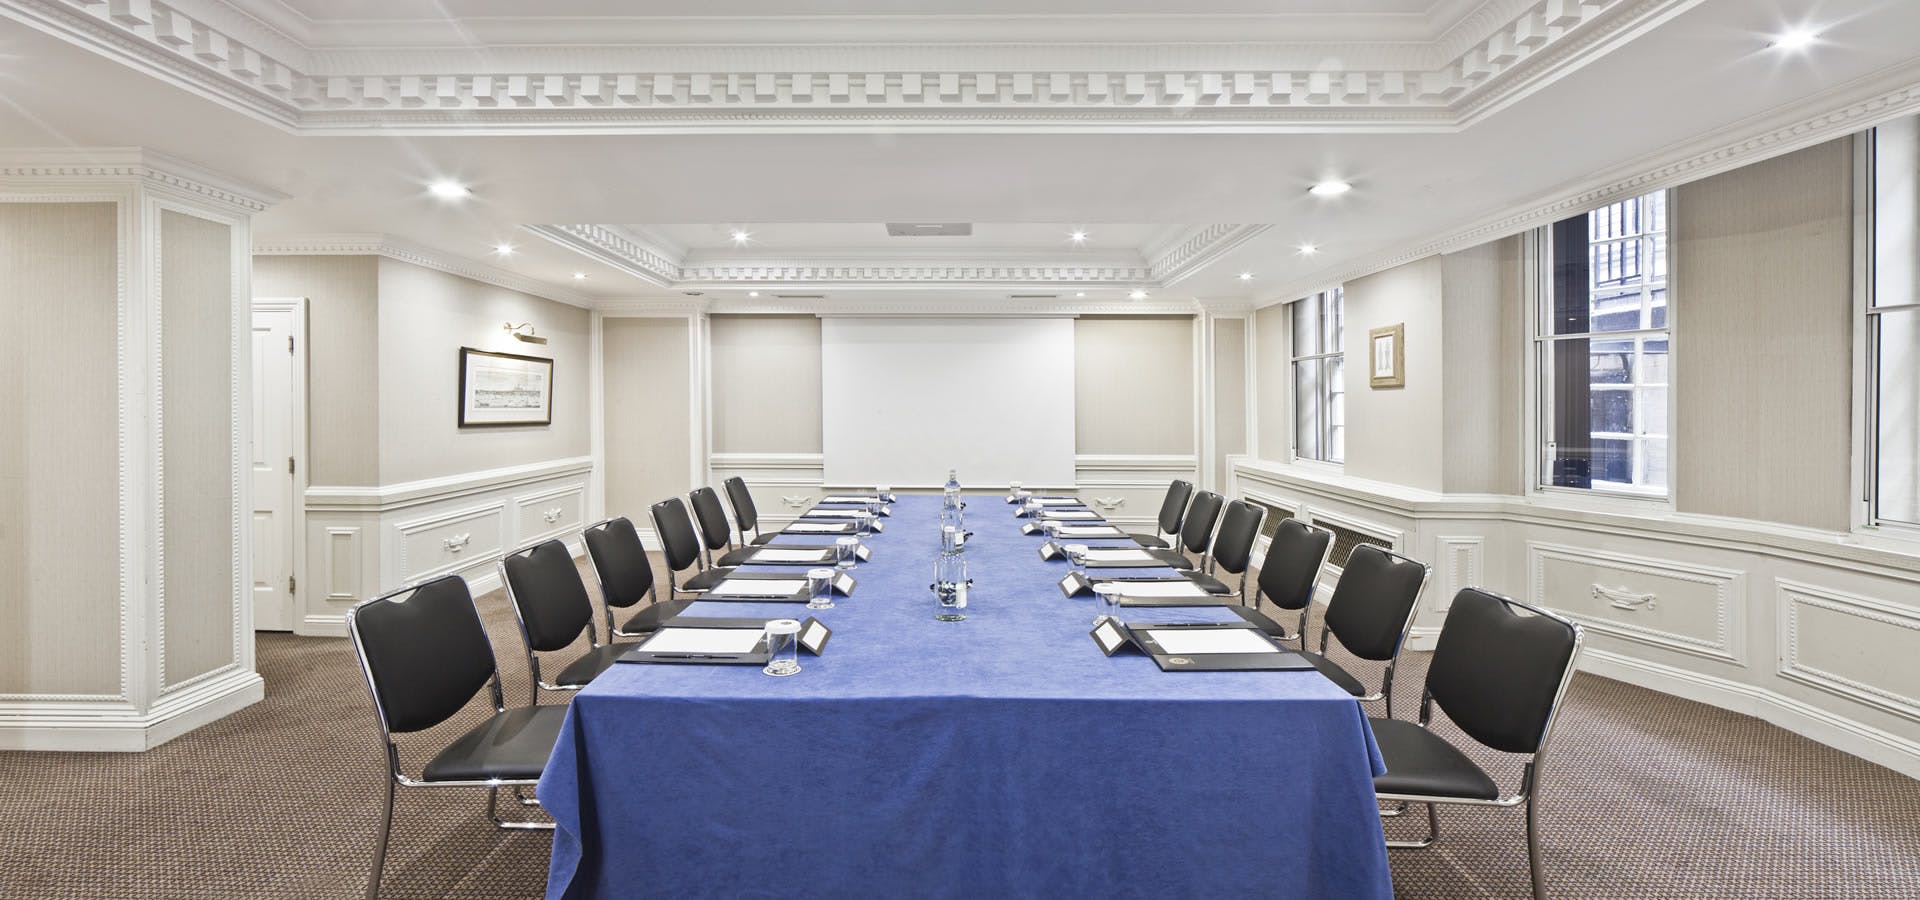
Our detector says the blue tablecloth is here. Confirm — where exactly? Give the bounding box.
[539,494,1390,899]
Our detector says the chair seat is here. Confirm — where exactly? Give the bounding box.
[1147,548,1197,570]
[750,533,779,545]
[421,705,569,783]
[716,547,756,566]
[1128,532,1170,549]
[1184,572,1235,595]
[681,567,734,592]
[617,598,692,635]
[1297,650,1370,697]
[554,644,627,687]
[1370,717,1501,801]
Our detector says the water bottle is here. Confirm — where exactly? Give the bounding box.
[942,468,963,529]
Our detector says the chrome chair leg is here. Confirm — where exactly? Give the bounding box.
[1379,799,1409,817]
[1526,795,1547,900]
[487,785,557,831]
[513,784,541,808]
[1383,802,1439,849]
[367,777,394,900]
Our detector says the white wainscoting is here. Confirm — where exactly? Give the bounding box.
[300,456,593,636]
[1229,456,1920,780]
[1072,454,1199,531]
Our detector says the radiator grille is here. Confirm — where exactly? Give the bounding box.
[1245,500,1295,541]
[1323,522,1392,568]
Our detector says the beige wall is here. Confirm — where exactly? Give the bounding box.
[252,255,379,486]
[1672,140,1855,530]
[375,259,591,485]
[1254,302,1292,461]
[1342,256,1448,491]
[1440,236,1525,494]
[0,203,122,696]
[603,316,693,518]
[710,315,822,454]
[1213,317,1248,484]
[1075,316,1195,456]
[160,210,237,687]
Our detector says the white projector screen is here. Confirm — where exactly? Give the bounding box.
[821,317,1077,487]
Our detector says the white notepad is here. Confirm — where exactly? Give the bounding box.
[786,522,848,532]
[752,548,832,562]
[820,495,881,504]
[1032,497,1082,506]
[1042,510,1101,520]
[1085,548,1156,562]
[640,627,766,655]
[1058,526,1125,537]
[711,579,805,597]
[1114,581,1210,598]
[1143,628,1279,655]
[803,510,860,518]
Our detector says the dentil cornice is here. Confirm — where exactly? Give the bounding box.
[252,232,596,307]
[0,146,282,211]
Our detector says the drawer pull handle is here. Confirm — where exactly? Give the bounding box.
[782,494,812,509]
[1594,584,1656,611]
[1093,496,1125,511]
[443,533,471,553]
[543,507,563,524]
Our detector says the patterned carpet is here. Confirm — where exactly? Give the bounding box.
[2,557,1916,898]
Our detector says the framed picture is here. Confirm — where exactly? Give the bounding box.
[1368,324,1405,389]
[458,347,554,427]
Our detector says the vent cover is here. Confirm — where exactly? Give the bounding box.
[1009,294,1059,300]
[886,223,972,237]
[773,293,827,300]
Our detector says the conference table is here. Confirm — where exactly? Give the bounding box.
[538,493,1391,899]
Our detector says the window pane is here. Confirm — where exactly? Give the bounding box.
[1639,386,1669,437]
[1590,340,1633,384]
[1643,339,1670,384]
[1544,339,1594,488]
[1877,308,1920,524]
[1643,438,1669,491]
[1325,288,1344,353]
[1875,116,1918,310]
[1294,359,1323,461]
[1591,439,1633,485]
[1590,389,1632,434]
[1326,356,1346,464]
[1293,297,1321,357]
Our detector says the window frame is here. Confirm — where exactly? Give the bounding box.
[1290,286,1346,468]
[1859,122,1920,539]
[1525,191,1678,507]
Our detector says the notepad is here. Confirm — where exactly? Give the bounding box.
[820,495,881,504]
[1114,581,1210,598]
[803,510,860,518]
[1085,549,1157,563]
[752,548,833,562]
[640,627,766,655]
[711,579,805,597]
[1058,525,1126,537]
[786,522,850,532]
[1042,510,1101,520]
[1032,497,1082,505]
[1142,628,1279,655]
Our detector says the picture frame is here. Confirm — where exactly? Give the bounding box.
[1368,324,1406,389]
[458,347,554,427]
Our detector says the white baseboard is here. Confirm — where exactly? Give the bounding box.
[0,668,264,752]
[1580,647,1920,781]
[296,614,347,638]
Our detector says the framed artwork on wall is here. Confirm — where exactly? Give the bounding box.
[458,347,554,427]
[1368,324,1405,389]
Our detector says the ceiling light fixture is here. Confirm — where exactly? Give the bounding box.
[1069,229,1089,243]
[1238,272,1254,281]
[427,179,470,200]
[730,229,752,244]
[1309,180,1352,197]
[1769,27,1820,50]
[493,243,515,256]
[572,272,587,280]
[1074,292,1086,298]
[1128,289,1148,300]
[748,291,760,298]
[1298,243,1320,255]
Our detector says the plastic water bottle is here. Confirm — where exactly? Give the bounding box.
[942,468,962,527]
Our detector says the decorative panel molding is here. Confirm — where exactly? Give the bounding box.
[1434,535,1485,613]
[394,501,506,587]
[1529,542,1744,663]
[322,527,361,603]
[1778,580,1920,722]
[253,233,593,307]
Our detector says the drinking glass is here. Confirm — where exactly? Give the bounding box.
[1042,520,1061,542]
[835,536,859,570]
[763,619,802,677]
[1091,583,1124,625]
[855,510,873,537]
[1024,500,1044,520]
[1064,543,1089,578]
[806,567,835,610]
[876,484,892,502]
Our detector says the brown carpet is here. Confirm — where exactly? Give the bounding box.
[2,557,1917,899]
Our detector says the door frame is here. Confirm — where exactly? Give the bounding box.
[252,297,309,632]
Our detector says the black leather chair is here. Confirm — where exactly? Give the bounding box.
[1246,518,1334,641]
[1127,480,1193,549]
[651,496,733,600]
[347,575,563,900]
[1372,588,1583,900]
[1146,490,1222,571]
[583,516,679,639]
[1184,499,1264,602]
[723,476,779,546]
[499,538,628,698]
[1300,544,1429,718]
[690,486,756,566]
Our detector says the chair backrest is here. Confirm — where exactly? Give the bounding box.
[1255,519,1333,611]
[650,497,702,573]
[1426,588,1582,755]
[1177,490,1224,556]
[1156,480,1194,536]
[688,487,733,552]
[1210,499,1264,575]
[723,476,759,535]
[1322,544,1430,661]
[502,539,595,652]
[348,575,497,735]
[583,517,655,610]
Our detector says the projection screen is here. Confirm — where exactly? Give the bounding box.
[820,317,1077,487]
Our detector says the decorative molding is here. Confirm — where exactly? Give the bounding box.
[1433,535,1484,613]
[0,0,1687,133]
[253,232,595,308]
[1778,580,1920,722]
[1149,224,1271,286]
[1527,541,1743,663]
[0,668,263,752]
[0,147,281,212]
[1073,453,1201,473]
[304,455,594,513]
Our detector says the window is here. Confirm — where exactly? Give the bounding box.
[1536,191,1671,496]
[1869,117,1920,527]
[1292,287,1345,464]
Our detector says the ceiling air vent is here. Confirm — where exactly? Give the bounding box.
[886,223,973,237]
[1010,294,1059,300]
[773,293,827,300]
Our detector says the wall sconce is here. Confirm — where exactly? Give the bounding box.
[504,322,547,345]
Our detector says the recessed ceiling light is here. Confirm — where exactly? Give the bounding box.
[748,291,760,297]
[1074,292,1086,298]
[1298,243,1320,255]
[730,229,752,244]
[427,179,470,200]
[1069,230,1089,243]
[493,243,515,256]
[1769,27,1819,50]
[1128,289,1148,300]
[1309,180,1352,197]
[1238,272,1254,281]
[572,272,587,280]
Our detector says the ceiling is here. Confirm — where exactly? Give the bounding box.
[2,0,1918,309]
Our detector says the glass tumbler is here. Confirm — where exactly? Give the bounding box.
[1064,543,1089,578]
[806,567,835,610]
[835,536,859,570]
[1091,583,1124,625]
[763,619,801,677]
